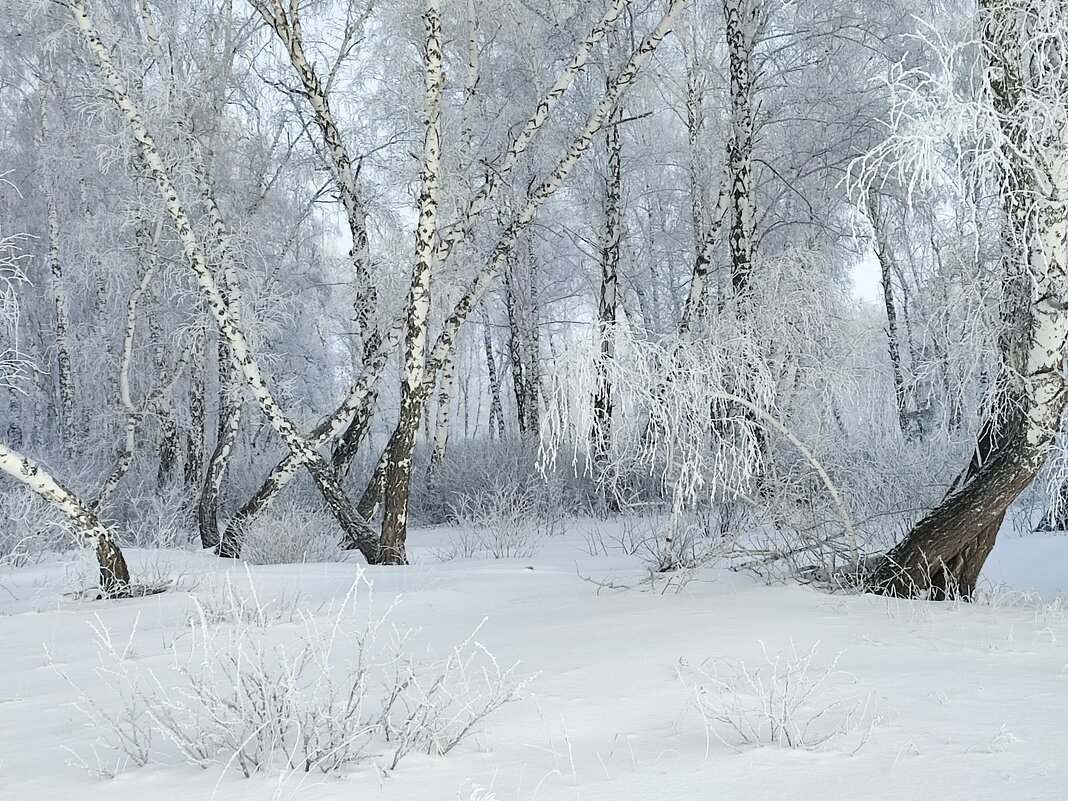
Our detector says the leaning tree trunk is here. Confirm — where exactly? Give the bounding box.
[0,444,129,597]
[69,0,378,563]
[870,0,1068,598]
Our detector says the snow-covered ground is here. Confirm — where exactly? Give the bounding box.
[1,523,1066,801]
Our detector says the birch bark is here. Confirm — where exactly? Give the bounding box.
[591,102,624,462]
[0,445,129,596]
[724,0,756,300]
[379,0,445,564]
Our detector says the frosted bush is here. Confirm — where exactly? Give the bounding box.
[414,437,584,526]
[682,641,877,754]
[119,487,197,550]
[0,491,70,568]
[67,571,533,777]
[240,504,343,564]
[583,513,734,573]
[442,483,565,560]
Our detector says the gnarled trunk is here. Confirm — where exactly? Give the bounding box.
[871,0,1068,598]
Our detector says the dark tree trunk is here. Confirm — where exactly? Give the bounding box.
[870,412,1033,599]
[591,101,623,463]
[184,358,205,490]
[870,0,1068,600]
[198,343,241,549]
[95,534,132,599]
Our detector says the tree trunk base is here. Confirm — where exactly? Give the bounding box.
[97,537,131,598]
[870,513,1003,600]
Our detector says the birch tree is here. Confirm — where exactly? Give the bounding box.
[864,0,1068,597]
[724,0,757,301]
[367,0,692,562]
[591,102,624,462]
[378,0,446,564]
[39,90,78,454]
[64,0,381,561]
[0,219,129,595]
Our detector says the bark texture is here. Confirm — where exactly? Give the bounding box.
[591,103,623,461]
[379,0,445,565]
[0,444,130,597]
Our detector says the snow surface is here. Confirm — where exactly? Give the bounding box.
[1,523,1066,801]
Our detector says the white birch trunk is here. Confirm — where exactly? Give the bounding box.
[196,171,245,547]
[40,92,76,452]
[429,346,456,475]
[683,15,705,254]
[428,0,480,478]
[94,219,160,510]
[379,0,445,564]
[483,305,507,440]
[0,444,129,596]
[184,351,205,491]
[679,178,730,337]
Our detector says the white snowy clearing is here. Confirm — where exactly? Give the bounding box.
[1,523,1065,801]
